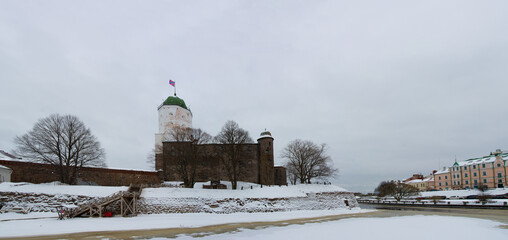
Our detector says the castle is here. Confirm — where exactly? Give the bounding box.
[154,93,287,186]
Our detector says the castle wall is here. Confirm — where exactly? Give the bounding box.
[160,142,264,184]
[0,160,160,186]
[274,166,287,185]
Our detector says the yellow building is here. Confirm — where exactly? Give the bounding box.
[405,176,434,191]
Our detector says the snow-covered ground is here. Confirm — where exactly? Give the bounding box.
[0,209,369,238]
[0,181,346,199]
[172,215,508,240]
[0,182,127,197]
[144,181,348,199]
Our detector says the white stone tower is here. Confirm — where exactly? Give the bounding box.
[155,94,193,154]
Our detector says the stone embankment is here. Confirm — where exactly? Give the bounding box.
[0,192,97,212]
[138,192,357,214]
[1,191,357,214]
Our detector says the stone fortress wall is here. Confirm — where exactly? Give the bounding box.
[0,160,160,186]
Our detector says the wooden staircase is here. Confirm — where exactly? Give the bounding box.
[66,185,142,218]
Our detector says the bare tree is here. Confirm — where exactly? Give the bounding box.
[392,183,419,201]
[146,145,162,169]
[375,181,396,197]
[284,162,298,185]
[281,139,337,184]
[14,114,105,184]
[375,181,419,201]
[214,120,253,189]
[169,127,211,188]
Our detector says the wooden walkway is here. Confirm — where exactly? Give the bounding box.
[66,185,142,218]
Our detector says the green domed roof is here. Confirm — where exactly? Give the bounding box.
[162,95,188,110]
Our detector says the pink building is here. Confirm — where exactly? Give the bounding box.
[433,149,508,190]
[434,167,451,190]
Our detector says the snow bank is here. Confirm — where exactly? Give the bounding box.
[0,182,127,197]
[143,182,348,199]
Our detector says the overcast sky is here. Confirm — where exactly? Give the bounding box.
[1,1,508,192]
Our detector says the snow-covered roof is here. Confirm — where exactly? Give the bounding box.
[422,176,433,182]
[406,176,433,184]
[453,151,507,167]
[0,164,11,170]
[434,167,449,175]
[405,179,421,183]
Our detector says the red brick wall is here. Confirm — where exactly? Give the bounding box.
[0,160,160,186]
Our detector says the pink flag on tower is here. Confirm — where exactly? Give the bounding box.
[169,80,175,87]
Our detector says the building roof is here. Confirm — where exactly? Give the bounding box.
[160,95,189,110]
[435,167,450,175]
[0,164,11,170]
[258,130,274,140]
[452,150,507,168]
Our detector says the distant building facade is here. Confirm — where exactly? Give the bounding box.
[401,149,508,191]
[404,175,434,191]
[433,149,508,190]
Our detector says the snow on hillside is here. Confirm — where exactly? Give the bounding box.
[0,182,127,197]
[0,181,348,199]
[143,181,348,199]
